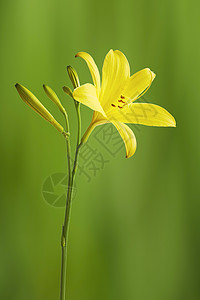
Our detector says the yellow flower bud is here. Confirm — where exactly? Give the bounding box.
[43,84,65,114]
[67,66,80,89]
[15,83,64,133]
[62,86,73,98]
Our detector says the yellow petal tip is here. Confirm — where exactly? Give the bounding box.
[147,68,156,80]
[166,112,176,127]
[75,52,82,58]
[171,117,176,127]
[151,71,156,80]
[126,148,136,158]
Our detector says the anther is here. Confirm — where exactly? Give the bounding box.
[118,105,123,109]
[118,99,125,103]
[121,95,125,99]
[111,104,116,107]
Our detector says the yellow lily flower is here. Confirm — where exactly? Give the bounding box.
[73,50,176,158]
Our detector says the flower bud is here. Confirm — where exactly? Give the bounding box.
[62,86,73,98]
[15,83,64,133]
[43,84,65,114]
[67,66,80,89]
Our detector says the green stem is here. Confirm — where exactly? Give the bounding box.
[60,104,82,300]
[60,111,71,300]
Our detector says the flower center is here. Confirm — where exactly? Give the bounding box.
[111,95,127,109]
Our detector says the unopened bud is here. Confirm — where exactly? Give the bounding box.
[43,84,65,114]
[62,86,73,98]
[15,83,64,133]
[67,66,80,89]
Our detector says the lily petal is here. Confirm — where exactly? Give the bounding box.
[81,112,109,143]
[75,52,101,95]
[112,121,137,158]
[100,50,130,111]
[73,83,106,116]
[122,68,155,103]
[108,103,176,127]
[91,111,108,123]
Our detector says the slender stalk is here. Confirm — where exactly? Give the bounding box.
[60,103,82,300]
[60,111,71,300]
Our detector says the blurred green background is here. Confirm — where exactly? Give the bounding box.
[0,0,200,299]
